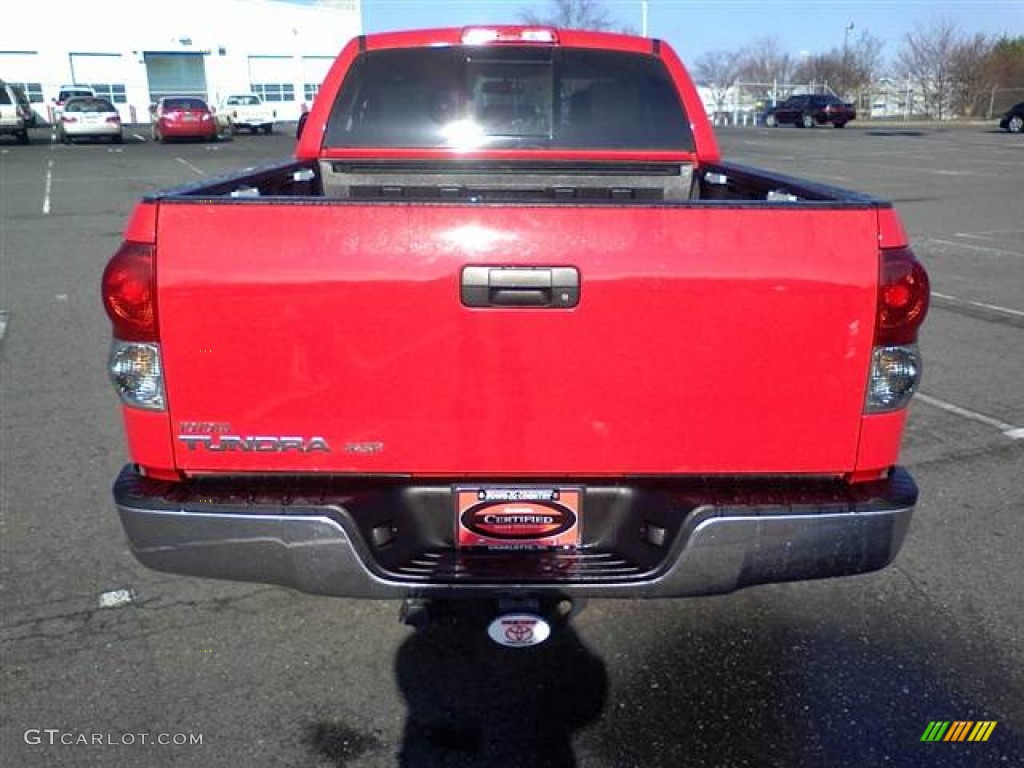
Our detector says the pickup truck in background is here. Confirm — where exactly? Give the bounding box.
[764,93,857,128]
[104,26,928,646]
[218,93,276,134]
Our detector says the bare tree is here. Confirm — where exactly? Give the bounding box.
[694,50,742,116]
[520,0,616,31]
[897,19,962,119]
[793,52,845,92]
[793,31,885,103]
[737,37,794,87]
[847,31,886,97]
[952,33,998,117]
[980,36,1024,115]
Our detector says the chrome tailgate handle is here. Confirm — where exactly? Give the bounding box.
[461,266,579,308]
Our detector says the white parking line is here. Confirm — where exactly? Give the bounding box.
[0,310,9,343]
[926,238,1024,259]
[176,157,206,176]
[916,394,1024,439]
[98,589,136,609]
[931,291,1024,319]
[42,159,53,215]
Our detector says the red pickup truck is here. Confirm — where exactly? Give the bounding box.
[103,27,928,645]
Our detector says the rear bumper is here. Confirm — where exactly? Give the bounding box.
[159,122,217,138]
[114,465,916,599]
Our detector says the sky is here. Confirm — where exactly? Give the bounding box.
[349,1,1024,68]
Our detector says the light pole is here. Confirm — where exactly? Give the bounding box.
[641,1,649,37]
[842,22,855,98]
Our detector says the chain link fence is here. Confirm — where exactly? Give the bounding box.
[702,82,1024,125]
[703,82,839,126]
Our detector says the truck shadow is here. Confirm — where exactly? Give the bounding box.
[391,600,607,767]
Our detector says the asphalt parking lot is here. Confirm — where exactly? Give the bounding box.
[1,121,1022,767]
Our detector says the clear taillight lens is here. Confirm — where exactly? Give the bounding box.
[109,341,165,410]
[866,344,922,413]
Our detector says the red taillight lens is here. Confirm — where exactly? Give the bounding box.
[106,115,121,124]
[102,242,158,341]
[877,247,929,345]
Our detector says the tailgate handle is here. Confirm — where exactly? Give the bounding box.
[461,266,579,308]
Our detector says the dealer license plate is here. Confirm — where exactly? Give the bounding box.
[456,487,582,550]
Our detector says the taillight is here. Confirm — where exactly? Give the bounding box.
[866,247,930,413]
[61,115,77,124]
[103,242,165,410]
[109,342,165,410]
[462,26,559,45]
[107,115,121,125]
[877,247,929,345]
[102,242,158,341]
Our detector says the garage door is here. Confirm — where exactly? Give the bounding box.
[145,53,208,102]
[301,56,333,103]
[70,53,127,104]
[248,56,294,103]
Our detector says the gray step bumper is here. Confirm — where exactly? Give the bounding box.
[114,466,916,599]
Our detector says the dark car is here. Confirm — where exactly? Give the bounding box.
[765,94,856,128]
[150,96,219,143]
[999,102,1024,134]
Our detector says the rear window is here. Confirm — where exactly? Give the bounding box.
[65,98,116,113]
[60,89,94,101]
[164,98,208,111]
[324,46,693,151]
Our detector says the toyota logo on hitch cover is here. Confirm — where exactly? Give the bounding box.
[487,614,552,648]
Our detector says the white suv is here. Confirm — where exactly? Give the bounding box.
[0,80,33,144]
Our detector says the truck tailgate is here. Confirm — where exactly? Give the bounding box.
[156,202,879,476]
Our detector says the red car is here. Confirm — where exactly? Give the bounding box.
[150,96,218,142]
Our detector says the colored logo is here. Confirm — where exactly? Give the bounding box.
[921,721,997,742]
[487,614,552,648]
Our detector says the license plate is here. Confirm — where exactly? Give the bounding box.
[456,487,581,550]
[183,114,197,122]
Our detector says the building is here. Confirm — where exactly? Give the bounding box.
[0,0,361,125]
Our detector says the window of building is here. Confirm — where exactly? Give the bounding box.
[89,83,127,103]
[251,83,295,103]
[11,82,44,102]
[304,83,320,103]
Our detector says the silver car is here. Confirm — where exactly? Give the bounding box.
[58,96,123,144]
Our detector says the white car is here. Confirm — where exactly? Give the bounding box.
[54,84,96,117]
[58,96,123,143]
[219,93,276,134]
